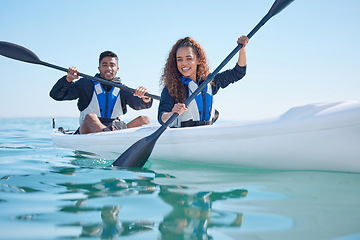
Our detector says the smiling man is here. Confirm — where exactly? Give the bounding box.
[50,51,153,134]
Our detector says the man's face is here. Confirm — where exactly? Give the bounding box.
[98,56,119,80]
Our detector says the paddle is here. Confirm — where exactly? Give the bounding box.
[0,41,160,100]
[111,0,294,168]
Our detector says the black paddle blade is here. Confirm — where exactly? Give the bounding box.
[0,41,42,64]
[268,0,295,17]
[111,135,158,168]
[111,123,167,168]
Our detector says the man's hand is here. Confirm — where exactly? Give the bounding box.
[66,66,80,82]
[134,86,151,103]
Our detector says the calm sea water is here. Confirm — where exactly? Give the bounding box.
[0,118,360,240]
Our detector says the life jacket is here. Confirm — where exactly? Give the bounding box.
[170,77,215,128]
[79,81,123,125]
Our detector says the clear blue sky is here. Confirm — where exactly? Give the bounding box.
[1,0,359,122]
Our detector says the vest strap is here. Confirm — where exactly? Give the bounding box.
[180,120,213,128]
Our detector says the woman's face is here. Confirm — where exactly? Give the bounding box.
[176,46,200,81]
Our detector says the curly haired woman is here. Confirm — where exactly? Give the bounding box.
[158,35,249,128]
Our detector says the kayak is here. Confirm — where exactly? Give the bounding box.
[52,100,360,172]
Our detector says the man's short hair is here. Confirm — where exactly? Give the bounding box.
[99,51,118,65]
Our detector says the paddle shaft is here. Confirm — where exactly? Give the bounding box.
[38,60,160,100]
[42,61,160,100]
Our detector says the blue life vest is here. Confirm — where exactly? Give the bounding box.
[181,77,213,121]
[169,77,215,128]
[79,81,123,124]
[93,81,120,118]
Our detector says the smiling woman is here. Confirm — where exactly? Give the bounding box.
[158,36,248,127]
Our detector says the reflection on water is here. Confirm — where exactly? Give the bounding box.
[159,189,247,240]
[63,205,154,239]
[53,168,247,239]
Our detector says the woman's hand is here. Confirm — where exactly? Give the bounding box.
[237,35,249,49]
[161,103,188,123]
[172,103,188,115]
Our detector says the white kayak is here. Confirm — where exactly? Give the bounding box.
[52,101,360,172]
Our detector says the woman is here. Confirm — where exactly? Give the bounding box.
[158,36,249,128]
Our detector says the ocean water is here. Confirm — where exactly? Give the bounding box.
[0,118,360,240]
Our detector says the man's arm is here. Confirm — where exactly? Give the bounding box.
[49,66,81,101]
[120,89,153,113]
[49,76,77,101]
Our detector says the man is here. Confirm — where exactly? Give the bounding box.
[50,51,153,134]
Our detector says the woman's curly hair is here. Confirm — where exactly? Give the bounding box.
[160,37,211,103]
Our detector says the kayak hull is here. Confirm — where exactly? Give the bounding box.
[52,101,360,172]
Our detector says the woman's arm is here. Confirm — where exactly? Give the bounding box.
[237,35,249,67]
[160,103,187,123]
[158,87,187,124]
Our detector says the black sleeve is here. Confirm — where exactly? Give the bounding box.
[120,90,153,115]
[212,64,247,95]
[49,76,80,101]
[49,77,94,111]
[157,86,175,124]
